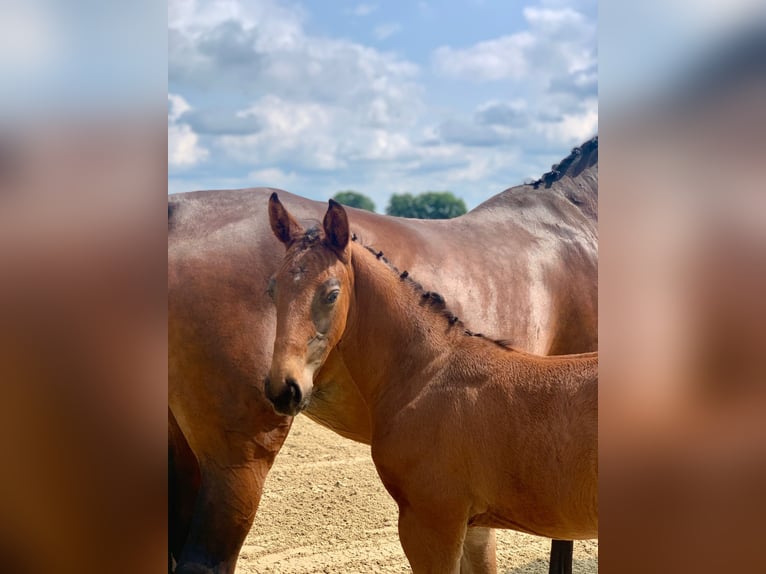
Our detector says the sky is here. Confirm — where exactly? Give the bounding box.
[168,0,598,210]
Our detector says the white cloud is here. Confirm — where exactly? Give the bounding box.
[170,1,423,174]
[247,167,298,187]
[352,3,378,16]
[168,0,597,209]
[169,123,210,167]
[475,99,529,126]
[168,94,208,167]
[170,5,419,106]
[433,34,534,81]
[432,93,597,153]
[524,6,583,29]
[220,97,345,170]
[432,6,594,82]
[373,22,402,40]
[219,95,420,171]
[169,0,304,43]
[535,99,598,144]
[168,93,191,122]
[427,3,597,157]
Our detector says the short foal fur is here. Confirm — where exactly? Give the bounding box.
[266,196,598,574]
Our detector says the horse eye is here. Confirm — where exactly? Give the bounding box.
[266,278,276,300]
[325,290,340,304]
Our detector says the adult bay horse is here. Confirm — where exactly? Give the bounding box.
[168,137,598,574]
[265,196,598,573]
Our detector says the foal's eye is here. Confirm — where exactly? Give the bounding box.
[325,290,340,304]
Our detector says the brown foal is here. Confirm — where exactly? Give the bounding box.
[265,196,598,573]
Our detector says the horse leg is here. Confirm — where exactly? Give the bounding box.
[172,412,290,574]
[169,412,201,572]
[397,507,467,574]
[548,539,574,574]
[168,435,181,572]
[174,456,272,574]
[460,527,497,574]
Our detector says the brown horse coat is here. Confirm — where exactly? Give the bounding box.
[168,139,598,573]
[265,197,598,573]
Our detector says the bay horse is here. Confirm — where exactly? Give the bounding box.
[168,138,598,573]
[265,196,598,573]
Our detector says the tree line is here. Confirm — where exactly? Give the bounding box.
[332,190,466,219]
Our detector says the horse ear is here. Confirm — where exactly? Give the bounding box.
[323,199,350,256]
[269,193,303,246]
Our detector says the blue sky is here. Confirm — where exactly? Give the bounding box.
[169,0,598,210]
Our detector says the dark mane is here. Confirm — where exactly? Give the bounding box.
[531,135,598,190]
[299,225,322,248]
[353,237,514,351]
[285,223,323,252]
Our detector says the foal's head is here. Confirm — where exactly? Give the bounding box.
[264,194,353,416]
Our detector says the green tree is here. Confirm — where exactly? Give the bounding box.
[385,191,467,219]
[385,193,418,218]
[415,191,467,219]
[332,190,376,212]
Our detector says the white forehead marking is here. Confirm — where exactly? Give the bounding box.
[290,265,305,283]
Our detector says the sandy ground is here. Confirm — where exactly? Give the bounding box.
[237,416,598,574]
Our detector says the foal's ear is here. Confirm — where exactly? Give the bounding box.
[269,193,303,247]
[323,199,350,256]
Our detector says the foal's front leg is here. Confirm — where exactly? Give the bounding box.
[397,507,467,574]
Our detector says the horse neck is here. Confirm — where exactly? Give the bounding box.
[339,244,454,406]
[337,245,598,430]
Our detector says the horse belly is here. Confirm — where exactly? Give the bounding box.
[468,506,597,540]
[465,466,598,541]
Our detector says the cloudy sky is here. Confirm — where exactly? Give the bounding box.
[168,0,597,210]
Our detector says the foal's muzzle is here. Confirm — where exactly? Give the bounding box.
[264,376,304,416]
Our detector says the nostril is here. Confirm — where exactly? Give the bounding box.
[286,377,302,405]
[265,375,304,415]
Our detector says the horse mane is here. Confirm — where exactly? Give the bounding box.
[531,135,598,190]
[298,224,322,248]
[351,234,515,351]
